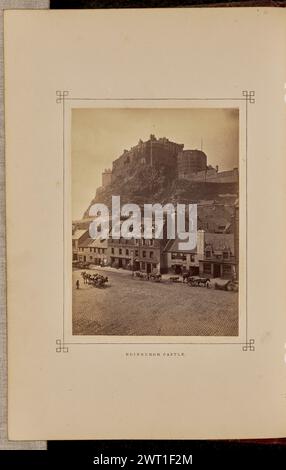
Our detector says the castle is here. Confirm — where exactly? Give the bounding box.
[98,134,238,191]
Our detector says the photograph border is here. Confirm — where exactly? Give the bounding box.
[55,90,255,353]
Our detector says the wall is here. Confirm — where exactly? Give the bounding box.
[181,167,238,184]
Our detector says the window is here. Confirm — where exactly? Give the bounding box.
[223,251,229,259]
[111,248,114,254]
[150,239,154,246]
[135,250,139,257]
[171,252,186,261]
[126,249,129,256]
[143,251,146,258]
[119,248,122,255]
[90,256,93,260]
[150,251,153,259]
[141,262,145,270]
[206,250,211,258]
[203,263,212,274]
[190,254,195,262]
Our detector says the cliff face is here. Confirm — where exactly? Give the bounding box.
[84,164,173,216]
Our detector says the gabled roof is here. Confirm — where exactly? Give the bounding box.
[204,233,234,253]
[72,229,88,240]
[78,237,108,248]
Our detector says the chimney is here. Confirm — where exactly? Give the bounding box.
[216,165,219,173]
[197,230,205,260]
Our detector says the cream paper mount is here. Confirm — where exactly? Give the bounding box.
[54,89,253,351]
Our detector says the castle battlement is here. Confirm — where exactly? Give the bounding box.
[99,135,238,190]
[112,134,184,175]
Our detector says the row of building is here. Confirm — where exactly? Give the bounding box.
[72,226,237,280]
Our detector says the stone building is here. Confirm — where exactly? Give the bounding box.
[233,199,239,280]
[108,237,167,274]
[163,230,205,274]
[177,149,207,178]
[198,232,236,279]
[189,166,238,184]
[72,229,89,261]
[75,232,108,265]
[111,134,184,182]
[108,237,137,269]
[102,168,112,187]
[136,238,167,274]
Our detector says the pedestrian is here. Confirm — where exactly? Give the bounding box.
[76,279,80,289]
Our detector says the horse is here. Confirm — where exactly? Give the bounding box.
[93,275,108,288]
[149,273,162,282]
[198,278,210,288]
[188,277,210,288]
[182,272,191,283]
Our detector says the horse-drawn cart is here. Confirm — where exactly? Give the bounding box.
[187,276,211,288]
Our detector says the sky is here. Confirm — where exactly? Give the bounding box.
[71,107,239,220]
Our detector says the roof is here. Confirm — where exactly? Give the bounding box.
[72,229,88,240]
[88,238,108,248]
[164,232,234,254]
[164,236,197,254]
[204,233,234,253]
[78,237,108,248]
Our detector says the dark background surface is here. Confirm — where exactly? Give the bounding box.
[1,439,286,466]
[47,0,286,460]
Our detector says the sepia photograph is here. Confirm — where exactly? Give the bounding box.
[71,108,239,336]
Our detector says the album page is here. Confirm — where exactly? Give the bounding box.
[5,8,286,439]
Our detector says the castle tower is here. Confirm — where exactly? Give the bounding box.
[197,230,205,260]
[177,150,207,180]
